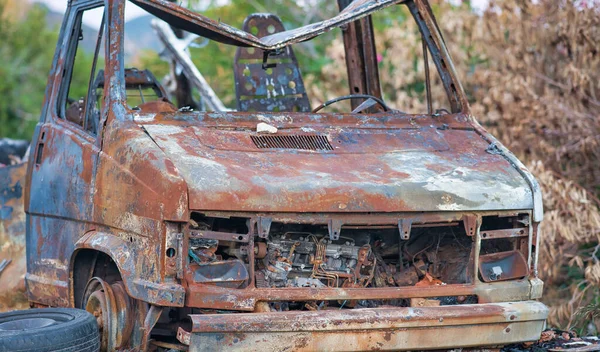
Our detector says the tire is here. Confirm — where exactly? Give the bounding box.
[0,308,100,352]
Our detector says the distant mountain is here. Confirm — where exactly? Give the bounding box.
[124,15,163,55]
[44,7,64,29]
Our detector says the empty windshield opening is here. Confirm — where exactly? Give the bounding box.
[119,0,459,115]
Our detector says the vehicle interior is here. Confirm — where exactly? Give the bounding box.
[61,0,461,133]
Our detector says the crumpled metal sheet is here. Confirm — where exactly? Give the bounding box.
[131,0,404,49]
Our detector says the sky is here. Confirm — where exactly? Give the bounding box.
[35,0,147,27]
[35,0,490,27]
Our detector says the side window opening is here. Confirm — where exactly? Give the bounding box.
[121,8,176,113]
[60,6,105,135]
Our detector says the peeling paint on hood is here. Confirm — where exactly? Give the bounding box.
[140,113,533,213]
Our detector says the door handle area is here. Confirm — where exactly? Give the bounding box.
[34,130,46,166]
[35,143,44,165]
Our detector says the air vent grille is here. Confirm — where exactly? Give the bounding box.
[251,135,333,151]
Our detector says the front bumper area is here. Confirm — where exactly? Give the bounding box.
[178,301,548,351]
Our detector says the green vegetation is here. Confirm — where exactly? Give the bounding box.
[0,1,97,140]
[0,1,57,139]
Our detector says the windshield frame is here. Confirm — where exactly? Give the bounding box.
[103,0,471,122]
[131,0,405,49]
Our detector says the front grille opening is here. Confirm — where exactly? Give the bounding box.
[255,221,473,298]
[187,213,252,289]
[185,215,477,310]
[189,212,249,234]
[481,238,516,254]
[251,134,334,151]
[479,237,529,282]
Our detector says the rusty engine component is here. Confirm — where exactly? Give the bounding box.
[260,233,373,287]
[180,213,490,313]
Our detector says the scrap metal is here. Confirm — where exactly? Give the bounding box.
[152,19,228,112]
[0,0,549,350]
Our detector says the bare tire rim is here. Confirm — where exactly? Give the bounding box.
[82,277,132,351]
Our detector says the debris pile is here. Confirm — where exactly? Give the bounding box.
[0,139,28,166]
[503,330,600,352]
[0,139,29,312]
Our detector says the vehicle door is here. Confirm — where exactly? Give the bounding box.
[25,3,107,307]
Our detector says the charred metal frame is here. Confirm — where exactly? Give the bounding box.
[337,0,382,110]
[19,0,547,350]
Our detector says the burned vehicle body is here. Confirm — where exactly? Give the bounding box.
[22,0,548,350]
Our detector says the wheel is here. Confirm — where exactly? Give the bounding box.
[82,278,133,351]
[0,308,100,352]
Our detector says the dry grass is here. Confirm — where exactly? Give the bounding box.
[446,0,600,332]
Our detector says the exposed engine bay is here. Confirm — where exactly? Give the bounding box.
[257,233,375,289]
[253,225,473,292]
[186,214,480,310]
[184,213,531,311]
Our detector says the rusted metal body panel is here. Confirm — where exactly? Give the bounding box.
[181,301,548,351]
[25,121,100,307]
[140,112,533,213]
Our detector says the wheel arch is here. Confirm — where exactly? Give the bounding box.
[70,231,186,308]
[70,231,133,308]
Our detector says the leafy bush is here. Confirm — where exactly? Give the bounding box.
[0,1,57,139]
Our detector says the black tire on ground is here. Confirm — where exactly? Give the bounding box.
[0,308,100,352]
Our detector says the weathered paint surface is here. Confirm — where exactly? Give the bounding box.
[184,301,548,351]
[142,112,533,213]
